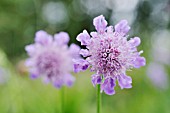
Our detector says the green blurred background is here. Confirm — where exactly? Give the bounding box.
[0,0,170,113]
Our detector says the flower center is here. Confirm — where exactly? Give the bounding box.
[96,39,121,74]
[36,51,61,77]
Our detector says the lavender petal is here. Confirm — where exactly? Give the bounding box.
[76,30,90,45]
[117,74,132,89]
[54,32,70,45]
[91,74,102,86]
[101,77,116,95]
[93,15,108,34]
[133,57,146,68]
[35,30,53,45]
[129,37,141,47]
[114,20,130,36]
[73,59,89,73]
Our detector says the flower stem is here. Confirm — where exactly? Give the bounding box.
[97,84,101,113]
[61,87,65,113]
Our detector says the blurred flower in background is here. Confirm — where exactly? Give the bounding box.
[25,30,80,88]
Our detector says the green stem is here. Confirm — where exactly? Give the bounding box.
[61,87,65,113]
[97,84,101,113]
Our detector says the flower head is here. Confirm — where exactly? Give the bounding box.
[74,15,146,95]
[25,30,80,88]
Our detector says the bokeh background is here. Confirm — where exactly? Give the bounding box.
[0,0,170,113]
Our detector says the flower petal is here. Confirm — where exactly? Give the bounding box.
[129,37,141,47]
[107,26,114,33]
[114,20,130,36]
[25,44,36,56]
[91,74,102,86]
[117,74,132,89]
[93,15,108,34]
[76,30,90,45]
[30,73,39,79]
[69,44,81,58]
[101,77,116,95]
[35,30,53,45]
[54,32,70,45]
[53,79,64,88]
[90,32,98,38]
[73,59,89,73]
[25,59,35,67]
[133,57,146,68]
[64,74,75,87]
[29,68,40,79]
[79,49,89,57]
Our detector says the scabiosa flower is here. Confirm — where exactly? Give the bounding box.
[74,15,146,95]
[25,30,80,88]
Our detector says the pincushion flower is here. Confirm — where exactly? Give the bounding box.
[74,15,146,95]
[25,30,80,88]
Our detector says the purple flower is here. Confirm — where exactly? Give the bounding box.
[73,15,146,95]
[25,30,80,88]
